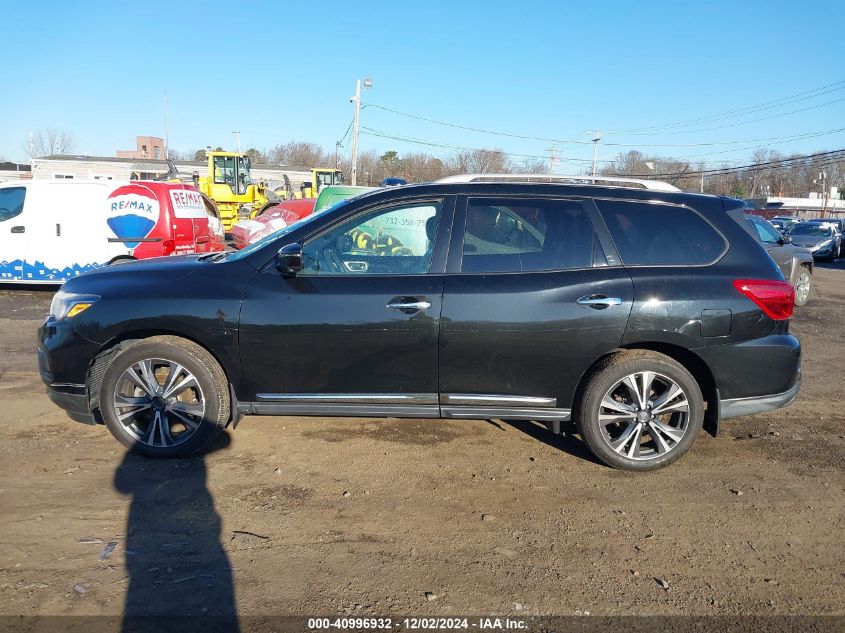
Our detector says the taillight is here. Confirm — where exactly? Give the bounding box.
[733,279,794,320]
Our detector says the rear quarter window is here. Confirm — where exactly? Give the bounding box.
[596,199,726,266]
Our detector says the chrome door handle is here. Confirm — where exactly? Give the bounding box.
[577,295,622,309]
[387,299,431,314]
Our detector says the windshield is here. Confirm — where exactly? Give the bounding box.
[225,198,353,261]
[788,223,832,237]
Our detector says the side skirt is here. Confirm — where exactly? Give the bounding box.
[241,393,571,422]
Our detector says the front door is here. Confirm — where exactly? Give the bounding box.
[439,196,633,420]
[0,186,29,282]
[238,196,453,416]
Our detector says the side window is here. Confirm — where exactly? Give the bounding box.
[596,200,726,266]
[213,156,236,187]
[461,198,598,273]
[751,219,781,244]
[0,187,26,222]
[301,201,441,276]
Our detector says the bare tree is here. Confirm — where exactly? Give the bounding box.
[268,141,329,167]
[25,128,76,158]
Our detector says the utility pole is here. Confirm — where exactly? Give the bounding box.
[590,130,601,177]
[232,131,241,154]
[335,141,341,169]
[163,91,169,160]
[546,144,558,174]
[700,170,705,194]
[349,77,372,186]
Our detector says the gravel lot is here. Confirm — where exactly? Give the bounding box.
[0,263,843,619]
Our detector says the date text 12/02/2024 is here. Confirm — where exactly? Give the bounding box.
[308,617,528,630]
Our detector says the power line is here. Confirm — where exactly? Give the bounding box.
[362,103,591,145]
[615,149,845,179]
[613,97,845,137]
[362,79,845,147]
[360,124,845,164]
[605,80,845,134]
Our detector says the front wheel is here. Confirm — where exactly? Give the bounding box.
[794,268,812,306]
[97,336,230,457]
[575,351,704,471]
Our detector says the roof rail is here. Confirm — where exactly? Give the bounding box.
[435,173,681,192]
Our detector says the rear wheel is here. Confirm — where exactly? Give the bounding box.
[794,267,812,306]
[576,351,704,471]
[97,336,229,457]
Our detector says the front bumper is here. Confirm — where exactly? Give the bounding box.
[45,384,97,424]
[38,317,100,424]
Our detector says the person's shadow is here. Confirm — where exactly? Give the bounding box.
[114,434,239,633]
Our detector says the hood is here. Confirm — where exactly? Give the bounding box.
[61,253,210,294]
[789,236,830,248]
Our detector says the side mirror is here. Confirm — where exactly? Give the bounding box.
[779,235,791,244]
[276,242,303,276]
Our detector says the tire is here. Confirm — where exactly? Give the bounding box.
[96,336,230,458]
[575,351,704,471]
[794,267,812,307]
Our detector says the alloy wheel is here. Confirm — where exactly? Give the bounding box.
[795,271,811,305]
[597,371,690,461]
[112,358,206,448]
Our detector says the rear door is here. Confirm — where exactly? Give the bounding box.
[0,185,30,282]
[439,196,633,419]
[168,186,206,254]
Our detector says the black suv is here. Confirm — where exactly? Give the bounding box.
[39,176,801,471]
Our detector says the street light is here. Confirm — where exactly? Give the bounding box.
[350,76,372,186]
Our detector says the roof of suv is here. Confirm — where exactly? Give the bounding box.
[436,173,681,192]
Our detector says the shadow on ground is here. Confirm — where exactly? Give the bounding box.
[114,433,239,633]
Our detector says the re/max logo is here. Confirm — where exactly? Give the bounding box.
[171,190,202,206]
[110,199,154,213]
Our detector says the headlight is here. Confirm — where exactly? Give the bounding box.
[50,290,100,320]
[811,239,832,252]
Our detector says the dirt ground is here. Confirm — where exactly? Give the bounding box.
[0,263,843,621]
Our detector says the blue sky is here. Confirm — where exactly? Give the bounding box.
[2,0,843,170]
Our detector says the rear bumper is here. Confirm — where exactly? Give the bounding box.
[720,375,801,419]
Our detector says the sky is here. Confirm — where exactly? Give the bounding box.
[1,0,844,171]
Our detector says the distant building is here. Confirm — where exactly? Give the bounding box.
[0,161,32,183]
[30,155,311,190]
[116,136,165,160]
[745,193,845,219]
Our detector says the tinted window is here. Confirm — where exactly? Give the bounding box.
[461,199,599,272]
[596,200,726,266]
[301,201,441,275]
[0,187,26,222]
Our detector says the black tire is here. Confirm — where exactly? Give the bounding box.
[96,336,229,458]
[575,350,704,471]
[793,266,812,307]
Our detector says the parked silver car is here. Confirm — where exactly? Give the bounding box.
[787,221,841,260]
[746,216,814,306]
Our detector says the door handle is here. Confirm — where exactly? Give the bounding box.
[387,298,431,314]
[577,295,622,309]
[11,226,24,234]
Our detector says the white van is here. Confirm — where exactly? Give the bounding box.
[0,180,136,284]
